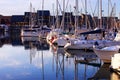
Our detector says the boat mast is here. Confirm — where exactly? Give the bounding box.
[100,0,102,28]
[113,3,116,29]
[107,0,110,30]
[56,0,59,28]
[30,3,32,29]
[85,0,87,29]
[62,0,65,31]
[70,5,72,27]
[52,3,55,28]
[41,0,44,27]
[97,0,99,28]
[75,0,78,36]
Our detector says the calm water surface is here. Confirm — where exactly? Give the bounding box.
[0,35,119,80]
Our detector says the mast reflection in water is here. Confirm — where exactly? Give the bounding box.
[0,32,120,80]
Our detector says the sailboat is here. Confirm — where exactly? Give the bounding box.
[21,3,40,37]
[64,0,105,50]
[93,31,120,63]
[38,0,52,38]
[93,0,120,63]
[46,0,70,47]
[93,45,120,63]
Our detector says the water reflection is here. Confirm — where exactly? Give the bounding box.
[0,32,120,80]
[51,45,120,80]
[0,31,10,47]
[65,50,101,80]
[50,45,101,80]
[50,45,65,80]
[22,37,50,80]
[21,37,49,50]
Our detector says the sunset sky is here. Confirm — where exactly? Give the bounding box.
[0,0,120,18]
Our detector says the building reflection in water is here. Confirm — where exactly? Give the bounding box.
[21,37,50,80]
[21,37,49,50]
[0,31,10,47]
[21,37,49,63]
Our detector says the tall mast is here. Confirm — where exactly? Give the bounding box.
[52,3,55,27]
[62,0,65,30]
[100,0,102,28]
[30,3,32,28]
[41,0,44,26]
[85,0,87,28]
[98,0,99,28]
[56,0,59,28]
[75,0,78,29]
[113,3,116,29]
[70,5,72,26]
[107,0,110,29]
[74,0,78,36]
[108,0,109,17]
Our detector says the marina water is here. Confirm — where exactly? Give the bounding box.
[0,32,119,80]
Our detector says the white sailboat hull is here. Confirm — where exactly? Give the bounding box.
[64,42,93,50]
[52,37,68,47]
[64,39,107,50]
[93,46,119,63]
[21,29,40,37]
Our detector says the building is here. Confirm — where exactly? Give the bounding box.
[37,10,50,27]
[24,12,37,26]
[11,15,24,26]
[0,15,11,25]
